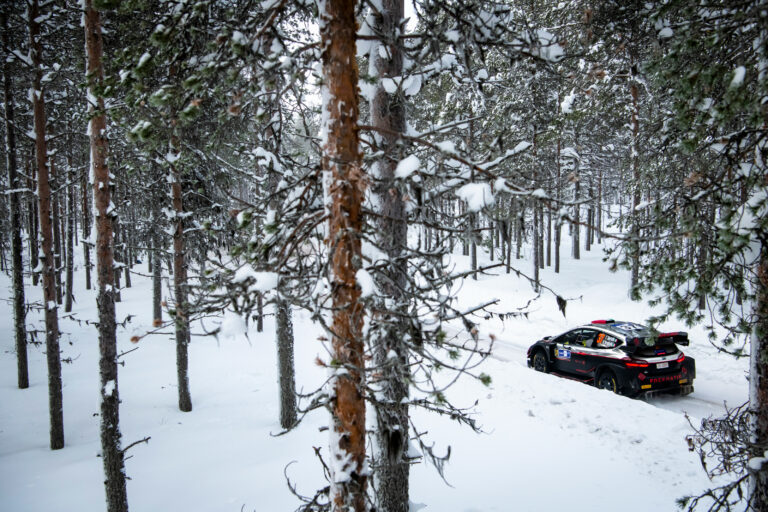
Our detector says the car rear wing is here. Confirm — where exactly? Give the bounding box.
[658,332,689,346]
[623,331,689,352]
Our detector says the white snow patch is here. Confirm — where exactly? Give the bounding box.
[356,269,376,298]
[395,155,420,179]
[456,182,494,212]
[730,66,746,88]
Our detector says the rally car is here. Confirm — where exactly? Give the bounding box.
[526,319,695,397]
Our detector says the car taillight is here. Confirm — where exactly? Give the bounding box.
[677,352,685,363]
[626,360,649,368]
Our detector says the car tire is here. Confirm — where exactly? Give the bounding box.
[532,350,549,373]
[596,370,619,393]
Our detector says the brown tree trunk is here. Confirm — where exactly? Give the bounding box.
[370,0,409,509]
[321,0,367,508]
[51,160,63,305]
[751,246,768,510]
[64,165,74,312]
[29,0,64,450]
[629,81,640,295]
[28,161,40,286]
[84,2,129,509]
[152,206,162,326]
[2,9,29,389]
[171,141,192,413]
[81,167,92,290]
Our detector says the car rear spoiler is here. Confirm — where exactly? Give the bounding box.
[658,331,689,346]
[624,332,689,351]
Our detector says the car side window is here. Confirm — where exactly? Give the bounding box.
[554,330,577,345]
[595,333,619,349]
[575,329,599,347]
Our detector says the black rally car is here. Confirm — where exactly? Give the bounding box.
[526,320,695,397]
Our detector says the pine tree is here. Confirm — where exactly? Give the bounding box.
[28,0,64,450]
[84,0,130,509]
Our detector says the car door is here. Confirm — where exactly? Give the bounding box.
[552,329,579,374]
[567,329,601,378]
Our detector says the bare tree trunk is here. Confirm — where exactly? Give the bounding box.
[85,2,129,508]
[573,179,581,260]
[29,0,64,450]
[152,207,162,326]
[2,9,29,389]
[321,0,367,508]
[370,0,409,509]
[112,205,122,302]
[597,166,603,244]
[28,162,40,287]
[750,246,768,510]
[546,206,552,267]
[51,161,63,305]
[629,81,640,295]
[81,168,92,290]
[171,155,192,413]
[533,200,540,291]
[64,165,74,312]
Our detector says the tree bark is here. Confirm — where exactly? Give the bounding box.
[28,161,40,286]
[629,81,640,295]
[370,0,410,509]
[171,161,192,413]
[29,0,64,450]
[320,0,367,508]
[81,167,92,290]
[2,8,29,389]
[52,160,63,305]
[751,246,768,510]
[85,2,130,509]
[64,165,74,312]
[152,206,162,326]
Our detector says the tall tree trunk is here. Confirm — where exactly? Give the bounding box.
[751,246,768,510]
[52,161,63,305]
[533,200,540,291]
[171,151,192,413]
[320,0,367,508]
[81,167,92,290]
[546,206,552,267]
[572,172,581,261]
[2,9,29,389]
[629,81,640,295]
[275,300,296,428]
[85,2,129,509]
[29,0,64,450]
[261,62,298,429]
[370,0,409,509]
[555,135,562,273]
[28,161,40,286]
[152,206,162,326]
[112,205,122,302]
[64,165,74,312]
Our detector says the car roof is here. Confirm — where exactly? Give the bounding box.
[578,320,653,341]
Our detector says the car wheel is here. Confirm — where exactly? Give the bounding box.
[532,350,549,373]
[596,370,618,393]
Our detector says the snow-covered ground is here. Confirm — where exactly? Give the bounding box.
[0,238,748,511]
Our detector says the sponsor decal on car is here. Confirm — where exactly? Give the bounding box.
[648,374,682,384]
[556,348,571,360]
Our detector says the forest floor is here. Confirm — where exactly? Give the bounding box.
[0,236,749,511]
